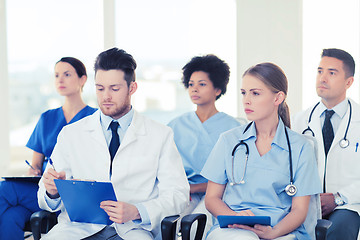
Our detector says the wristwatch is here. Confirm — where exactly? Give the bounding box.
[333,192,345,206]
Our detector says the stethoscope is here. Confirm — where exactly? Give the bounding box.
[229,122,297,197]
[302,99,352,148]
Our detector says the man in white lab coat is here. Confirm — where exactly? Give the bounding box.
[292,48,360,240]
[37,48,190,239]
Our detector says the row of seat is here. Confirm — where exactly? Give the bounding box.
[26,210,332,240]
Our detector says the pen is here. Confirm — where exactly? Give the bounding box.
[356,143,358,152]
[48,158,56,171]
[25,160,36,171]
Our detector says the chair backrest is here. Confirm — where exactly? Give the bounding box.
[304,194,322,240]
[302,134,322,240]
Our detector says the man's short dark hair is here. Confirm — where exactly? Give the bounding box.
[182,54,230,100]
[94,48,137,86]
[321,48,355,78]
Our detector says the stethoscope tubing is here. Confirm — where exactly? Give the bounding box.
[302,100,352,148]
[230,121,295,195]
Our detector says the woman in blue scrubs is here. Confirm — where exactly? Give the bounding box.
[168,54,241,237]
[201,63,322,240]
[0,57,97,240]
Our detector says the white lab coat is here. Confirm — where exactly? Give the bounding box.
[37,110,190,239]
[292,98,360,214]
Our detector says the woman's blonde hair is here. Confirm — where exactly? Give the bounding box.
[242,62,291,128]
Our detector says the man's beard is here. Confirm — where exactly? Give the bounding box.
[100,100,131,119]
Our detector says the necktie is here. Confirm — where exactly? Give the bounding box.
[322,110,335,157]
[109,121,120,176]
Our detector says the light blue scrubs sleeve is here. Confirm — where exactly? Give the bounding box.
[201,134,228,184]
[133,203,151,226]
[293,139,322,196]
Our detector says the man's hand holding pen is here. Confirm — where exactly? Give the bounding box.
[43,168,66,199]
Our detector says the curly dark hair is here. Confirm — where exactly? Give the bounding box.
[182,54,230,100]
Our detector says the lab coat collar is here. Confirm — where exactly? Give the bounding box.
[81,109,146,148]
[348,98,360,121]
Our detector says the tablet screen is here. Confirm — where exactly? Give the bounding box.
[217,215,271,228]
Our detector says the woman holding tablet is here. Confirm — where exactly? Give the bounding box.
[201,63,321,240]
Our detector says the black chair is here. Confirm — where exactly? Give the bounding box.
[316,219,333,240]
[29,210,57,240]
[161,213,207,240]
[30,212,202,240]
[161,213,332,240]
[180,214,207,240]
[23,221,33,239]
[161,215,180,240]
[31,211,329,240]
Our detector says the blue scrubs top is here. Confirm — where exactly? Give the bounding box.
[26,106,97,172]
[201,119,322,240]
[168,112,241,184]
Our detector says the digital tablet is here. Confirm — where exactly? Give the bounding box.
[2,176,41,183]
[217,215,271,228]
[54,179,117,225]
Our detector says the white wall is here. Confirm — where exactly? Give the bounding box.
[103,0,115,50]
[236,0,303,119]
[0,0,10,175]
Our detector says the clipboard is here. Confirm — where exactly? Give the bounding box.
[217,215,271,228]
[54,179,117,225]
[2,176,41,183]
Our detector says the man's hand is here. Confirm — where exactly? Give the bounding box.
[100,201,140,224]
[42,168,66,198]
[320,193,336,217]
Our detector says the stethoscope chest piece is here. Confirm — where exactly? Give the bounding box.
[339,139,350,148]
[285,183,297,196]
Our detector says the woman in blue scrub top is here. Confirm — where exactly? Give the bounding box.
[0,57,97,240]
[201,63,322,240]
[168,54,241,237]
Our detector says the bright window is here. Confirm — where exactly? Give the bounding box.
[7,0,103,148]
[115,0,237,124]
[303,0,360,109]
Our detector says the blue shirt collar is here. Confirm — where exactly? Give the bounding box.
[318,98,348,119]
[272,118,289,151]
[242,118,289,151]
[100,107,134,131]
